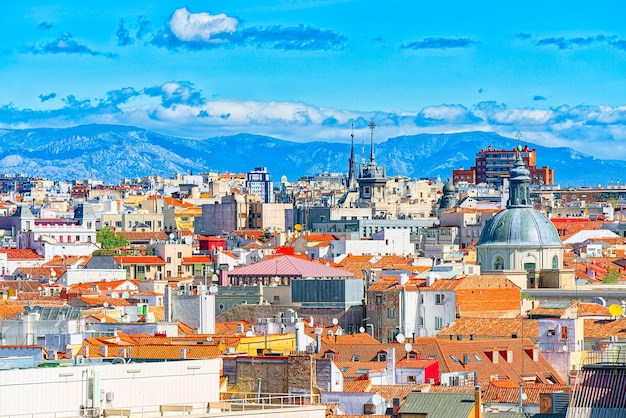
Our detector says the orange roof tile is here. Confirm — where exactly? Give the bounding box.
[0,249,43,260]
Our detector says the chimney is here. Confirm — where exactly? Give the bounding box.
[398,273,409,286]
[474,386,483,418]
[315,335,321,354]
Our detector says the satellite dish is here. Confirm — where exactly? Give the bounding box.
[396,333,406,344]
[359,326,365,333]
[169,232,176,241]
[332,318,338,326]
[294,224,303,232]
[208,285,219,295]
[371,393,383,406]
[521,393,528,401]
[245,330,255,337]
[111,292,119,299]
[121,291,130,299]
[609,304,624,317]
[404,342,413,353]
[562,345,568,352]
[103,302,109,308]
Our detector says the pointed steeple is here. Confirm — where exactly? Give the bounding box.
[348,123,358,190]
[368,120,376,163]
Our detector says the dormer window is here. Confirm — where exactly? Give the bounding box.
[351,355,361,362]
[377,353,387,361]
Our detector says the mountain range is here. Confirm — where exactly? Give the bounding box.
[0,124,622,186]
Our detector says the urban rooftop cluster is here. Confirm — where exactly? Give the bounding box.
[2,141,626,417]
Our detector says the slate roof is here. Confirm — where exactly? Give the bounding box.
[398,392,476,417]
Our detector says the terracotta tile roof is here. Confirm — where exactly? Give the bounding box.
[15,266,65,279]
[43,255,91,267]
[578,302,611,316]
[368,384,412,400]
[215,321,251,335]
[336,255,376,264]
[178,321,196,335]
[78,296,132,307]
[335,361,387,379]
[0,300,27,319]
[584,317,626,339]
[182,256,213,264]
[328,260,374,279]
[368,275,426,292]
[431,338,563,384]
[372,255,415,269]
[482,380,567,405]
[438,318,539,340]
[234,229,265,241]
[551,219,606,239]
[300,233,338,242]
[87,314,119,323]
[343,377,372,392]
[0,249,43,260]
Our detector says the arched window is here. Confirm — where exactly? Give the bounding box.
[494,255,504,270]
[552,255,558,269]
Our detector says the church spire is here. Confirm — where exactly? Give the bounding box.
[368,120,376,162]
[348,123,357,190]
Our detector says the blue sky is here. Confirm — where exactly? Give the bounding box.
[3,1,626,160]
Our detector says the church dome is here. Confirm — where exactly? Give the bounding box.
[477,207,561,247]
[442,181,456,194]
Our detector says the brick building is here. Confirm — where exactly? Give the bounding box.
[452,144,554,187]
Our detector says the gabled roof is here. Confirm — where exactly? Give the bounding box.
[228,255,353,278]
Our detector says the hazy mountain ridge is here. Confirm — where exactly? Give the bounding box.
[0,124,622,186]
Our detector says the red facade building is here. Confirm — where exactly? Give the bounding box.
[452,145,554,186]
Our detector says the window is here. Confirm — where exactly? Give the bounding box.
[407,375,416,382]
[115,221,122,228]
[388,308,395,318]
[375,295,382,306]
[435,317,444,330]
[351,355,360,361]
[552,255,558,269]
[166,257,172,263]
[435,294,445,304]
[561,326,568,339]
[75,235,80,242]
[177,252,182,259]
[377,353,387,361]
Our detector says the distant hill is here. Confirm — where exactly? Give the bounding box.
[0,124,621,186]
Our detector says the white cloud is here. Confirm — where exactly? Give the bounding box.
[169,8,238,43]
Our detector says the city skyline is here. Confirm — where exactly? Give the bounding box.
[3,2,626,160]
